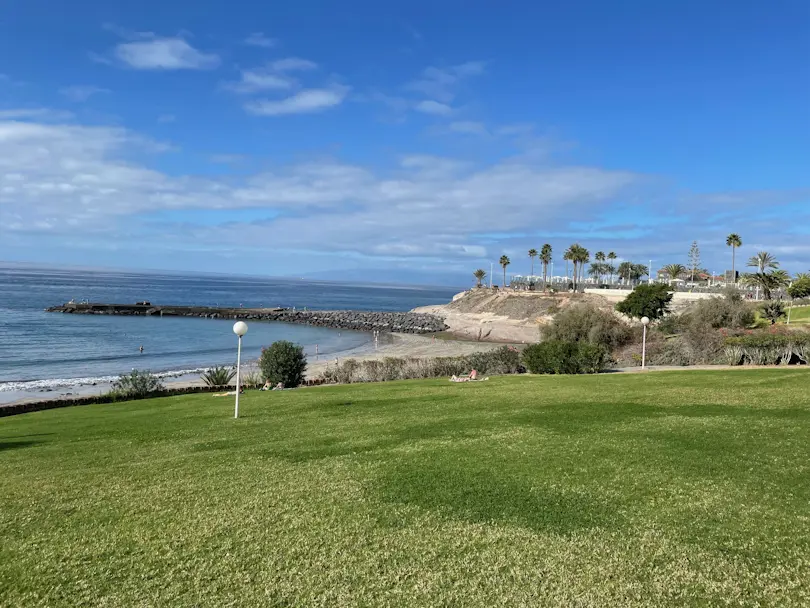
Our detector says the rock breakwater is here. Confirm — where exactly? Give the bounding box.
[45,303,447,334]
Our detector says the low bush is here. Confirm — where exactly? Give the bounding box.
[723,330,810,365]
[109,370,164,400]
[522,341,608,374]
[240,369,265,390]
[259,341,307,388]
[200,366,236,388]
[682,295,755,330]
[318,346,524,384]
[543,303,635,350]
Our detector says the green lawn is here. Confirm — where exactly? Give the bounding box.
[2,371,810,607]
[787,305,810,324]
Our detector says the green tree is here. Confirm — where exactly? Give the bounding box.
[594,251,606,282]
[688,241,701,283]
[788,275,810,299]
[528,248,538,277]
[259,340,307,388]
[473,268,487,288]
[741,270,790,301]
[499,255,511,288]
[564,243,589,290]
[615,283,674,320]
[748,251,779,273]
[663,263,686,285]
[726,233,742,283]
[607,251,617,282]
[540,244,552,289]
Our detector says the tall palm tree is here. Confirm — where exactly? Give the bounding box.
[747,251,779,273]
[563,248,572,285]
[540,244,552,290]
[565,244,589,290]
[595,251,606,282]
[473,268,486,288]
[607,252,617,283]
[499,255,511,288]
[528,248,538,277]
[747,252,779,300]
[741,270,789,301]
[663,263,686,285]
[725,234,742,283]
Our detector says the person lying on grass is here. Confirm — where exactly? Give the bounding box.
[450,370,487,382]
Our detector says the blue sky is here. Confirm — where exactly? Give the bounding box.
[1,0,808,284]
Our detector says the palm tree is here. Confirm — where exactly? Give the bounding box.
[748,251,779,273]
[747,252,779,300]
[499,255,511,288]
[528,248,538,277]
[595,251,606,282]
[565,244,589,290]
[540,244,552,290]
[473,269,486,288]
[607,252,617,283]
[741,270,789,300]
[663,263,686,285]
[725,234,742,283]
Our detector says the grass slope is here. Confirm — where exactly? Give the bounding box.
[787,305,810,324]
[2,371,810,607]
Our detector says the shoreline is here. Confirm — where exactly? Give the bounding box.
[0,333,504,408]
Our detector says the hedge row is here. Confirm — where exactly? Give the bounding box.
[723,333,810,365]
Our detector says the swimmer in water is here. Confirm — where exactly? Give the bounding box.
[139,345,144,353]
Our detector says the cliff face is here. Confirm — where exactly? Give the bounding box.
[413,289,611,343]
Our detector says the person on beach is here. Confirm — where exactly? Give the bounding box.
[450,370,480,382]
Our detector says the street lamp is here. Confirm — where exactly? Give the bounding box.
[641,316,650,369]
[232,321,248,419]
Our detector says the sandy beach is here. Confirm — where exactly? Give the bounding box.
[0,333,503,408]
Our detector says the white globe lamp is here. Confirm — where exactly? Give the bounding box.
[232,321,248,418]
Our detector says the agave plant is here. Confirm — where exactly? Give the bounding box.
[201,366,236,388]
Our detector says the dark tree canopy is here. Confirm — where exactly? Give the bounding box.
[615,283,673,320]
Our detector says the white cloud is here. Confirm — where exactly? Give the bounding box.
[0,108,73,120]
[407,61,485,103]
[245,86,349,116]
[448,121,488,135]
[224,67,294,94]
[0,115,641,263]
[59,86,110,102]
[113,38,220,70]
[415,100,453,116]
[271,57,318,72]
[244,33,277,48]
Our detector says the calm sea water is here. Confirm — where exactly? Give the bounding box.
[0,266,459,391]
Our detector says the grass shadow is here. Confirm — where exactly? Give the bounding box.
[0,440,43,452]
[377,452,619,535]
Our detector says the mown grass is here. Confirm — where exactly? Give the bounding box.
[1,370,809,606]
[787,305,810,324]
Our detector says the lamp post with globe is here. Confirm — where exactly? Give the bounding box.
[641,316,650,370]
[233,321,248,418]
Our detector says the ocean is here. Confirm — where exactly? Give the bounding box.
[0,266,459,398]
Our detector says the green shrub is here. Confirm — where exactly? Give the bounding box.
[615,284,673,320]
[682,296,755,330]
[109,370,164,399]
[760,301,786,325]
[522,341,608,374]
[259,341,307,388]
[723,331,810,365]
[543,303,634,350]
[240,370,264,389]
[317,348,524,384]
[200,366,236,388]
